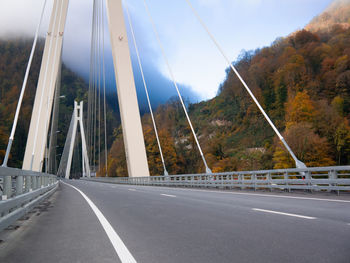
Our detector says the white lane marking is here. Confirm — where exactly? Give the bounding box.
[161,194,176,198]
[128,189,136,191]
[61,181,137,263]
[252,208,316,220]
[142,186,350,204]
[83,181,350,203]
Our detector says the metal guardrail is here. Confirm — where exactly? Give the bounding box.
[0,166,58,232]
[84,166,350,194]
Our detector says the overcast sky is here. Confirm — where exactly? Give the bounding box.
[0,0,334,105]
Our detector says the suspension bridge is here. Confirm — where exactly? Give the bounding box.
[0,0,350,262]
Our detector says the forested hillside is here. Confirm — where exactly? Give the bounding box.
[2,2,350,177]
[0,38,87,167]
[0,38,119,169]
[106,4,350,177]
[306,0,350,32]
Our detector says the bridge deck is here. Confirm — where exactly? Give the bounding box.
[1,180,350,262]
[0,181,118,263]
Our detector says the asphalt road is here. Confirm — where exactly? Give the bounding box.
[1,179,350,263]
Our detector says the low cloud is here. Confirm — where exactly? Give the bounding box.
[1,0,200,109]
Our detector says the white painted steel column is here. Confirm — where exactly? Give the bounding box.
[23,0,70,171]
[80,102,86,177]
[105,0,150,177]
[78,102,91,178]
[65,102,78,179]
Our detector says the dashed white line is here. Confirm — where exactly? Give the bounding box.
[161,194,176,198]
[61,181,137,263]
[141,186,350,204]
[252,208,316,220]
[128,189,136,191]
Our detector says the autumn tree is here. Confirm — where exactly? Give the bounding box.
[107,128,127,177]
[273,123,335,168]
[285,90,316,127]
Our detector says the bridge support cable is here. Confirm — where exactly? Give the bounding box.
[87,0,109,176]
[124,0,169,176]
[97,0,108,177]
[101,0,108,177]
[2,0,48,167]
[40,43,64,174]
[184,0,306,169]
[92,0,98,172]
[58,101,91,179]
[87,0,96,169]
[47,61,62,174]
[88,0,99,173]
[142,0,212,174]
[97,0,102,177]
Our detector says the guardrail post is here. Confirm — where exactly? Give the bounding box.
[284,172,290,192]
[304,171,311,193]
[25,176,31,192]
[32,176,37,190]
[329,170,339,196]
[3,175,12,200]
[267,173,272,192]
[2,176,12,200]
[16,175,23,196]
[253,174,256,191]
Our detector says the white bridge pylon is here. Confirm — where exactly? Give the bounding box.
[22,0,150,177]
[58,101,90,179]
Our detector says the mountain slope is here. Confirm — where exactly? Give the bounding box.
[0,38,121,170]
[107,1,350,177]
[0,38,88,167]
[306,0,350,32]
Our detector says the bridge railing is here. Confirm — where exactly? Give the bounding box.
[85,166,350,193]
[0,166,58,231]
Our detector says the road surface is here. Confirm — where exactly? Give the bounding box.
[1,179,349,262]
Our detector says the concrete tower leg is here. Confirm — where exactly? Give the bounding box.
[23,0,70,171]
[105,0,150,177]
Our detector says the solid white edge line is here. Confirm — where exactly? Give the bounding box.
[160,194,176,198]
[252,208,316,219]
[61,181,137,263]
